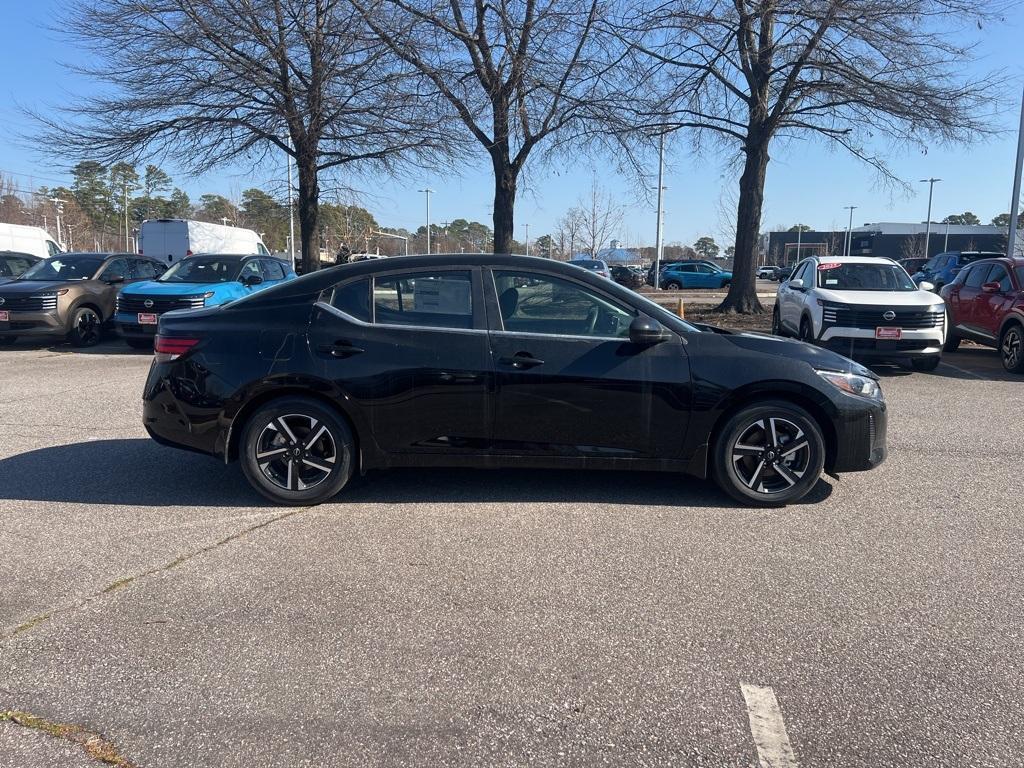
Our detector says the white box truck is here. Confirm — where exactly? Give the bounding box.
[138,219,271,265]
[0,223,62,259]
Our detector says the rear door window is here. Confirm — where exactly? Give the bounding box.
[373,271,473,329]
[964,265,991,289]
[328,279,371,322]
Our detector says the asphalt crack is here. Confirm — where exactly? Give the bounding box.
[2,506,308,640]
[1,709,138,767]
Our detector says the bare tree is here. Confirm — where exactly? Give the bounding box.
[620,0,1006,312]
[353,0,623,253]
[578,182,626,257]
[556,207,587,259]
[34,0,439,272]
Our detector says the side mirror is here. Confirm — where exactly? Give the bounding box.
[105,275,125,284]
[919,281,935,292]
[982,282,1001,293]
[242,274,264,286]
[789,278,805,290]
[629,315,670,345]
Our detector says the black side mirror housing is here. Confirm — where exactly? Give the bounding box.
[242,274,264,286]
[629,315,670,345]
[105,275,125,284]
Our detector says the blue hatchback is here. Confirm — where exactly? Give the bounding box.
[912,251,1002,291]
[115,254,295,348]
[660,262,732,289]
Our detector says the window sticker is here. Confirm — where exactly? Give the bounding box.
[817,262,841,270]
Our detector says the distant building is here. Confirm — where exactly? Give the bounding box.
[572,240,641,263]
[760,222,1007,265]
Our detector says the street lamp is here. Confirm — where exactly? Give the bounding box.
[920,178,941,258]
[417,188,434,254]
[371,230,409,257]
[843,206,858,256]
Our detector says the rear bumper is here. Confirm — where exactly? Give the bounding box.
[0,310,66,338]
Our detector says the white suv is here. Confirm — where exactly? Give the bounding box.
[772,255,947,371]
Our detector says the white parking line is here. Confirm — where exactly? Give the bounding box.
[741,683,799,768]
[938,360,989,381]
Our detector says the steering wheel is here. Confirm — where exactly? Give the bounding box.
[584,305,599,335]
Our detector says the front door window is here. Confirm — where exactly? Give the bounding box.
[492,271,633,338]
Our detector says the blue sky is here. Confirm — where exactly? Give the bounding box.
[1,0,1022,248]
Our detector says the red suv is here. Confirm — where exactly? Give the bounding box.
[939,256,1024,373]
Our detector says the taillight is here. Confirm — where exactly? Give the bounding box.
[186,249,193,256]
[154,335,199,362]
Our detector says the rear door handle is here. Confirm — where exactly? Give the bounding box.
[498,352,544,369]
[317,341,365,358]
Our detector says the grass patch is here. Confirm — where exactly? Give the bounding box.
[1,710,138,767]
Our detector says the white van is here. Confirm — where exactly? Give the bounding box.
[0,223,62,259]
[138,219,270,265]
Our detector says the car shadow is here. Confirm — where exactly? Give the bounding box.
[0,439,832,509]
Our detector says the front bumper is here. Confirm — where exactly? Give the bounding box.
[830,397,887,473]
[819,327,943,360]
[115,311,160,338]
[0,310,66,338]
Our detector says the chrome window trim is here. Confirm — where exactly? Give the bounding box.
[314,300,487,335]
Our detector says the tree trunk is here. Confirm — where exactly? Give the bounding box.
[492,159,517,254]
[719,138,771,314]
[295,146,320,274]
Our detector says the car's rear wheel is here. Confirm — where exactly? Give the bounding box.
[1001,324,1024,374]
[712,401,826,506]
[240,397,355,505]
[665,280,682,290]
[68,307,102,347]
[910,355,941,372]
[125,337,153,350]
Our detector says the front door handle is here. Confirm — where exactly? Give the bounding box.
[498,352,544,369]
[317,341,365,358]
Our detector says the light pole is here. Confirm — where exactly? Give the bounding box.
[525,223,530,256]
[944,220,950,251]
[654,132,666,289]
[123,181,130,251]
[418,188,434,254]
[920,178,941,259]
[371,230,409,256]
[49,197,65,249]
[1007,86,1024,259]
[844,206,857,256]
[286,135,296,270]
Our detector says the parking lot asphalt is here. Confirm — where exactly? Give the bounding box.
[1,338,1022,767]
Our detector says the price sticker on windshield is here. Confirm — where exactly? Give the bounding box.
[817,262,842,270]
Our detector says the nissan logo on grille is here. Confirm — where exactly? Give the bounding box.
[0,298,5,306]
[144,299,154,309]
[883,311,896,321]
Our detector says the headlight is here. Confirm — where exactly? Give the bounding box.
[195,291,216,305]
[816,369,882,399]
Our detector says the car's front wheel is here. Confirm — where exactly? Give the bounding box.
[240,397,355,505]
[771,306,784,336]
[799,317,815,344]
[1001,324,1024,374]
[68,306,103,347]
[712,401,826,506]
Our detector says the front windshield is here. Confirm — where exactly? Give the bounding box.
[816,262,917,291]
[20,256,104,281]
[160,257,242,283]
[574,260,604,270]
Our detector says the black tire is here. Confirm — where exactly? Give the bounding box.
[799,316,815,344]
[712,400,826,506]
[665,281,682,290]
[942,334,961,353]
[1000,324,1024,374]
[125,337,154,350]
[721,281,731,289]
[910,355,941,372]
[67,306,103,347]
[239,397,355,505]
[0,337,16,346]
[771,305,784,336]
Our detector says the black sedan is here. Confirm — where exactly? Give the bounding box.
[143,254,886,506]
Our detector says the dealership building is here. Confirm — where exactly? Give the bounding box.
[759,222,1007,265]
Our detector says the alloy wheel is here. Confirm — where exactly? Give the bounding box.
[255,414,337,492]
[1002,326,1023,372]
[76,309,101,346]
[729,417,811,495]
